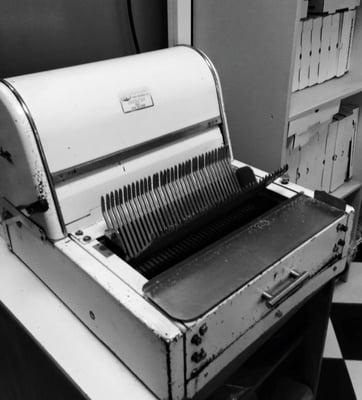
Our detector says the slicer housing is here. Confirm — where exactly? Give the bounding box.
[0,47,354,400]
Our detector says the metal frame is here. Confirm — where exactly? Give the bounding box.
[190,47,234,159]
[52,117,221,184]
[1,161,355,400]
[167,0,192,46]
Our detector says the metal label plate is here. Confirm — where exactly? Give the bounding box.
[120,91,154,114]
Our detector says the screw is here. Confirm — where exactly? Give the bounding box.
[199,324,208,336]
[337,224,348,233]
[191,368,198,378]
[191,334,202,346]
[191,348,207,363]
[338,239,346,246]
[83,235,91,242]
[75,230,83,236]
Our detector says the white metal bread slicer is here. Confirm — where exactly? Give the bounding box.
[0,46,354,399]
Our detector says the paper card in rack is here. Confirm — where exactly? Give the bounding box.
[310,17,322,86]
[297,123,328,190]
[327,13,340,80]
[319,15,332,83]
[337,10,356,77]
[299,19,313,89]
[292,21,303,92]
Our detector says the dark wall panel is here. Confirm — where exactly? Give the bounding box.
[132,0,168,52]
[0,0,167,78]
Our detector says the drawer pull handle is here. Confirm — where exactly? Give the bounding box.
[262,270,309,308]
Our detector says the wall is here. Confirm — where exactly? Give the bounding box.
[0,0,167,78]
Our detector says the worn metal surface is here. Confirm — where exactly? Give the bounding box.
[0,238,158,400]
[182,207,353,385]
[144,194,345,321]
[0,82,64,240]
[185,258,346,398]
[6,220,185,400]
[0,42,356,400]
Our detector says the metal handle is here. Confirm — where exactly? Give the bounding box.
[262,270,309,308]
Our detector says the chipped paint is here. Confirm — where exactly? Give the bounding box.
[184,214,349,386]
[0,146,13,164]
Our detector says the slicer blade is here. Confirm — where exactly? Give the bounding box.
[100,146,287,277]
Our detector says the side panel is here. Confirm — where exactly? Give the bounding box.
[7,222,185,400]
[0,84,63,240]
[184,211,352,384]
[186,258,345,398]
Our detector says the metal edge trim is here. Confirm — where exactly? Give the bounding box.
[1,79,67,236]
[178,45,234,159]
[52,116,221,184]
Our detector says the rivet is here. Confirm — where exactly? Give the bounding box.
[89,311,95,320]
[75,230,83,236]
[199,324,208,336]
[191,368,198,378]
[16,221,22,228]
[83,235,91,242]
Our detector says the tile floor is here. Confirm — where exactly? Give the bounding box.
[318,262,362,400]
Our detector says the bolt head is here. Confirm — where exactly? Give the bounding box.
[191,334,202,346]
[191,348,207,363]
[337,224,348,233]
[338,239,346,247]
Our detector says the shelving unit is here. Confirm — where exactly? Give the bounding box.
[290,72,362,119]
[168,0,362,272]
